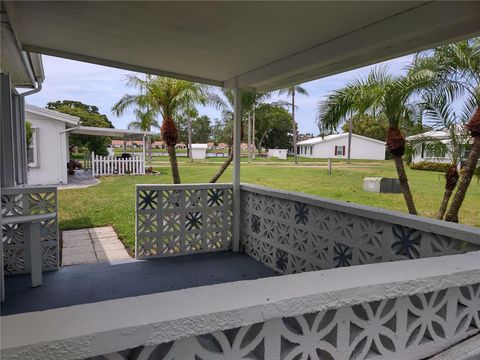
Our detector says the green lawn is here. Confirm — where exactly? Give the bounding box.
[59,160,480,253]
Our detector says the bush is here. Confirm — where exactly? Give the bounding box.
[409,161,451,172]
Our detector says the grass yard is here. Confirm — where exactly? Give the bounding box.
[59,160,480,253]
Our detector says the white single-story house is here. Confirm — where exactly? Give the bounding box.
[26,104,153,185]
[26,104,79,185]
[406,129,472,164]
[297,133,386,160]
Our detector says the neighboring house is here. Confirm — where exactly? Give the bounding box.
[152,141,164,149]
[26,104,79,185]
[406,130,472,164]
[111,140,124,148]
[297,133,385,160]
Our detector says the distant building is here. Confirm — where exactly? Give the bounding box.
[297,133,385,160]
[406,130,472,164]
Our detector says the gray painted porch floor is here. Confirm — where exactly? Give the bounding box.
[1,251,277,316]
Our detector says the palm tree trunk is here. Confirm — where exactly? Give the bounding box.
[147,136,152,162]
[444,137,480,222]
[437,189,454,220]
[161,116,181,184]
[247,113,251,163]
[437,165,458,220]
[210,152,233,183]
[187,115,193,162]
[347,118,352,161]
[252,104,256,159]
[393,155,417,215]
[167,143,181,184]
[292,90,297,164]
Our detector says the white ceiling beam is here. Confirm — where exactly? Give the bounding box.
[229,2,480,92]
[22,44,224,88]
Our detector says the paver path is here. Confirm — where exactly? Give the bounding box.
[62,226,131,266]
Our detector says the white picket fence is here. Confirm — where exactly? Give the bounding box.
[91,152,145,177]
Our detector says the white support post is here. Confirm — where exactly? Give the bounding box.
[232,83,242,252]
[29,222,42,287]
[91,151,95,177]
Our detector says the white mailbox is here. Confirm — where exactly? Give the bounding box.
[191,144,208,160]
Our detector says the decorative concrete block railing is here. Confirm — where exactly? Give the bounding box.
[7,251,478,360]
[89,282,480,360]
[1,186,59,274]
[135,184,233,259]
[240,184,480,274]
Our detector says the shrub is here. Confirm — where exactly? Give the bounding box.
[409,161,451,172]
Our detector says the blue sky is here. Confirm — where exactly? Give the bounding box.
[28,54,414,134]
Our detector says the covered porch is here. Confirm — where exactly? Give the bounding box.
[2,1,480,359]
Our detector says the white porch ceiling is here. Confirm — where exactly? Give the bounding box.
[4,1,480,91]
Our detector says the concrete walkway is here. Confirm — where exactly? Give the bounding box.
[62,226,131,266]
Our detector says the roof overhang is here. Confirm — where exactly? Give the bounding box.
[70,126,154,138]
[25,104,79,125]
[0,4,44,88]
[3,1,479,92]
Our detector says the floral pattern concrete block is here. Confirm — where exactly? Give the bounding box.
[240,187,480,274]
[1,187,59,274]
[88,283,480,360]
[136,184,233,259]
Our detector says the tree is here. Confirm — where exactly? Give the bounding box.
[126,108,160,162]
[408,91,472,219]
[211,118,232,146]
[191,115,212,143]
[278,85,309,164]
[254,104,292,153]
[341,114,388,141]
[47,100,113,156]
[113,75,204,184]
[317,67,429,215]
[411,38,480,222]
[207,89,272,183]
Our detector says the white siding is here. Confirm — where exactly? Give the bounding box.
[298,135,385,160]
[27,113,68,185]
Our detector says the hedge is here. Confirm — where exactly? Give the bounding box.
[409,161,451,172]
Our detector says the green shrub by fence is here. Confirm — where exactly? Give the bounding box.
[409,161,451,172]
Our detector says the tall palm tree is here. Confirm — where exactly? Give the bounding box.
[113,75,203,184]
[279,85,309,164]
[411,38,480,222]
[207,89,273,183]
[317,67,428,215]
[126,108,160,162]
[408,91,472,219]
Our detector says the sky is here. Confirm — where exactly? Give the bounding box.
[27,54,414,134]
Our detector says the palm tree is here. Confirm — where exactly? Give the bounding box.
[113,75,203,184]
[207,89,272,183]
[279,85,309,164]
[126,108,160,162]
[317,67,428,215]
[408,91,472,219]
[411,38,480,222]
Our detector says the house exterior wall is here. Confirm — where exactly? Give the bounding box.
[411,142,453,164]
[299,135,385,160]
[26,113,68,185]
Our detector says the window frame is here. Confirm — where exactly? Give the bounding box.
[28,127,40,168]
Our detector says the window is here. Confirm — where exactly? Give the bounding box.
[334,145,345,156]
[310,146,313,155]
[28,127,39,167]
